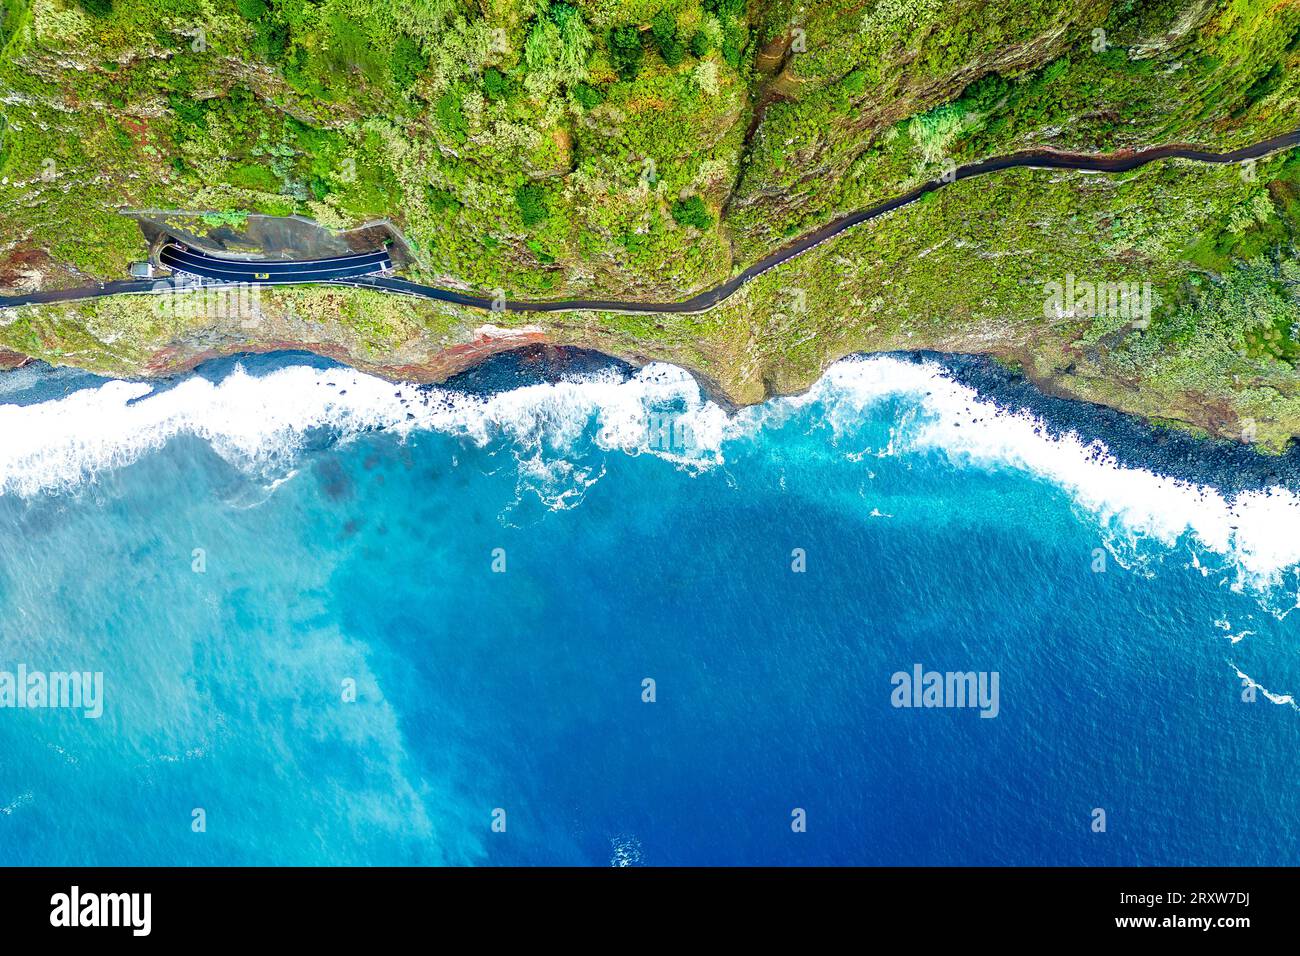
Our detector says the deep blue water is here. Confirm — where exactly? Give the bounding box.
[0,352,1298,865]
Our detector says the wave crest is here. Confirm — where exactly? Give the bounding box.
[4,354,1300,595]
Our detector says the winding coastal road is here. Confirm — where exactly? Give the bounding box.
[159,243,393,283]
[3,129,1298,316]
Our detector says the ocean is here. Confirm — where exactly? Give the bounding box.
[0,349,1297,866]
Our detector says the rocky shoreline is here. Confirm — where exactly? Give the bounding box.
[916,351,1300,494]
[4,342,1299,495]
[439,344,1300,494]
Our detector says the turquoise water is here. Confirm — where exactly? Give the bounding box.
[1,352,1298,865]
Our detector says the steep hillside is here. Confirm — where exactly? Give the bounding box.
[2,0,1300,445]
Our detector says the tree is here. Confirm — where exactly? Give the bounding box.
[516,183,550,226]
[525,2,594,88]
[483,68,509,101]
[435,89,468,143]
[703,0,745,19]
[651,10,685,66]
[554,7,594,81]
[572,82,604,109]
[391,36,425,89]
[608,25,644,81]
[672,196,713,230]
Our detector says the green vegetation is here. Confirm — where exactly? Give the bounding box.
[671,195,712,230]
[2,0,1300,446]
[515,183,550,226]
[650,10,684,66]
[608,23,645,80]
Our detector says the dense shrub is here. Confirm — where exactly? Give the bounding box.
[572,81,604,109]
[516,183,550,226]
[672,195,713,230]
[608,25,644,81]
[483,67,509,100]
[651,11,685,66]
[391,37,426,89]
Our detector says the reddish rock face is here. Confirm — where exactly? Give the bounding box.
[0,246,54,294]
[139,326,553,385]
[0,348,31,371]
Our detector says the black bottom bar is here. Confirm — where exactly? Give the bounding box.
[0,866,1284,942]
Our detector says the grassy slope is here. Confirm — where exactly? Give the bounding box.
[1,0,1300,445]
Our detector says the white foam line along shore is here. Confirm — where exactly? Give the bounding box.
[2,355,1300,592]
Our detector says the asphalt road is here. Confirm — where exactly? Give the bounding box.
[3,129,1298,316]
[159,243,393,283]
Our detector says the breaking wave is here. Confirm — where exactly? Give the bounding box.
[4,353,1300,597]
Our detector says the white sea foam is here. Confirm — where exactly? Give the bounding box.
[610,834,644,867]
[1233,665,1297,708]
[4,354,1300,594]
[0,791,32,815]
[804,356,1300,593]
[0,361,727,505]
[0,368,416,496]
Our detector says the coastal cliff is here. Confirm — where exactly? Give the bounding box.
[1,0,1299,446]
